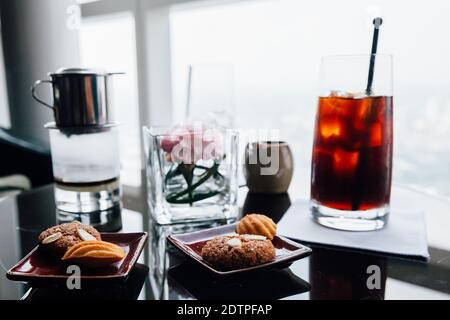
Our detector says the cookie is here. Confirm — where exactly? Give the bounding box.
[62,240,125,267]
[201,234,275,270]
[236,214,277,240]
[38,221,101,257]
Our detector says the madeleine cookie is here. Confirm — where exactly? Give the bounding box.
[201,235,275,270]
[62,240,125,267]
[38,222,101,257]
[236,214,277,240]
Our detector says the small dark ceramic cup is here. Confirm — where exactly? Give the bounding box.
[244,141,294,194]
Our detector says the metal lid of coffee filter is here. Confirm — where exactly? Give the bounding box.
[49,68,124,76]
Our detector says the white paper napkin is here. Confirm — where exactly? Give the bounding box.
[278,199,429,260]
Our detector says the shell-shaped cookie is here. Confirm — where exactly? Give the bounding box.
[236,214,277,240]
[62,240,125,267]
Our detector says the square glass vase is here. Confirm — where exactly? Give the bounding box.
[143,125,239,226]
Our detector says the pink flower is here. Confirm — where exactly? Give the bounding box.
[160,123,223,164]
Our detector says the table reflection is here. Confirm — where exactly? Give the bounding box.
[57,205,123,232]
[168,262,310,300]
[24,264,149,300]
[242,192,291,223]
[309,246,387,300]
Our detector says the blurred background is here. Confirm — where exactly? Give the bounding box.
[0,0,449,200]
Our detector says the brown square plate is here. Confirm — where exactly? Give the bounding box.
[167,223,312,276]
[6,232,148,286]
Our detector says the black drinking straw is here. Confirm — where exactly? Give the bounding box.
[352,17,383,211]
[366,17,383,95]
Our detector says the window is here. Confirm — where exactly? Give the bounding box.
[79,12,141,187]
[79,0,450,198]
[170,0,450,197]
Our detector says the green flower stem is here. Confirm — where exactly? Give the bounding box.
[166,190,221,204]
[179,164,195,206]
[165,163,182,185]
[194,165,224,179]
[165,162,220,204]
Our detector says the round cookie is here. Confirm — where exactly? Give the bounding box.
[201,234,275,270]
[38,221,101,257]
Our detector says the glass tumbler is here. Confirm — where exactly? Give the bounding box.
[310,54,393,231]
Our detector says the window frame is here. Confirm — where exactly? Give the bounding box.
[80,0,245,129]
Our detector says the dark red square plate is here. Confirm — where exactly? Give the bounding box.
[6,232,148,286]
[167,223,312,276]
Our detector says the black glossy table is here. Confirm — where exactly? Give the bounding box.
[0,183,449,300]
